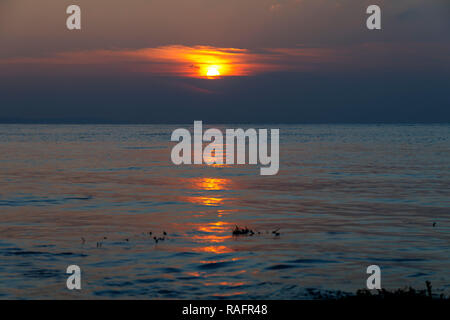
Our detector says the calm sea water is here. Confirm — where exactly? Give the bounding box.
[0,124,449,299]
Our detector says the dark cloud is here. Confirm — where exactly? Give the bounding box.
[1,0,449,57]
[1,69,449,123]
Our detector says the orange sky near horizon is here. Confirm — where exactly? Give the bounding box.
[2,42,449,79]
[0,45,337,78]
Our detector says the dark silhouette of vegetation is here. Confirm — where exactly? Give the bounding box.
[232,225,282,236]
[232,225,255,236]
[307,281,449,301]
[272,228,281,236]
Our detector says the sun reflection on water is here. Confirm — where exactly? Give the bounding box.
[193,245,232,254]
[186,177,237,255]
[193,177,231,190]
[184,177,234,207]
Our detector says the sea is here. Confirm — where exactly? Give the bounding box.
[0,124,449,299]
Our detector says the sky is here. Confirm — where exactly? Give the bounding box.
[0,0,449,123]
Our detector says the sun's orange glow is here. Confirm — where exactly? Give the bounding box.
[206,65,220,77]
[134,46,250,78]
[194,221,233,243]
[193,234,231,243]
[194,245,233,254]
[194,221,232,243]
[212,291,247,297]
[197,221,230,232]
[204,281,247,287]
[1,45,339,79]
[186,196,223,206]
[202,145,229,167]
[183,177,233,206]
[193,177,231,190]
[172,176,239,256]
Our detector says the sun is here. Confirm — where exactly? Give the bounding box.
[206,65,220,77]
